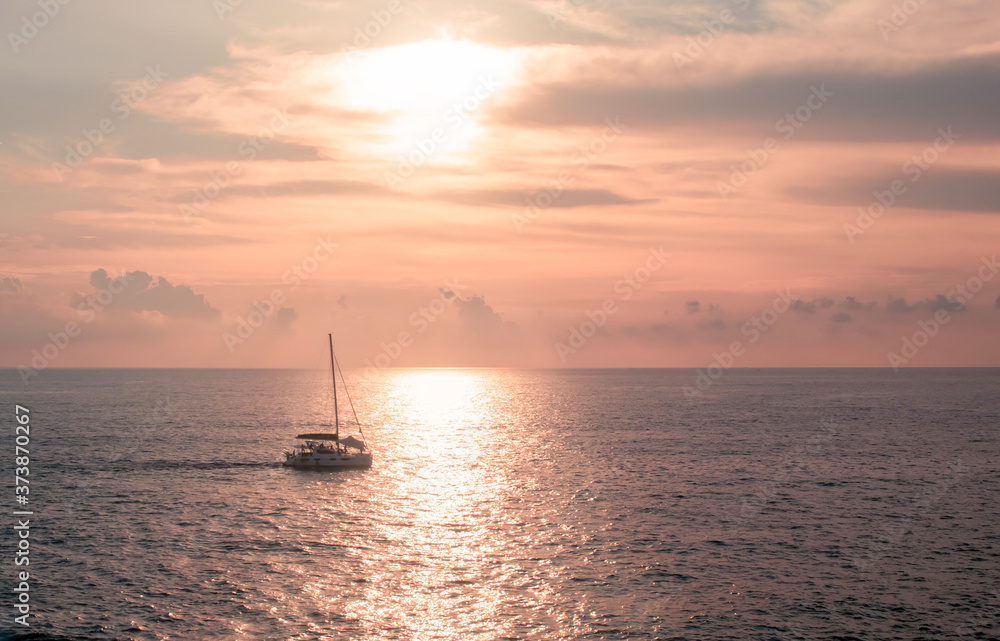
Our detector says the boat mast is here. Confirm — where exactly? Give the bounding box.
[334,351,367,448]
[328,333,339,442]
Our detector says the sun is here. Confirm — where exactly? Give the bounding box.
[335,40,516,112]
[326,40,520,159]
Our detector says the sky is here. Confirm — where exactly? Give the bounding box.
[1,0,998,372]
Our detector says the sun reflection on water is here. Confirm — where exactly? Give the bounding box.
[352,369,519,638]
[274,368,583,638]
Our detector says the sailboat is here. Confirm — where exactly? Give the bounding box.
[283,334,373,469]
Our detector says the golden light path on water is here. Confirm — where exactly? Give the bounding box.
[350,370,560,639]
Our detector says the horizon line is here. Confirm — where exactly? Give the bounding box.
[3,366,1000,371]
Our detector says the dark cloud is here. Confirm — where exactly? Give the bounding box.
[272,307,298,334]
[886,297,919,314]
[832,312,851,323]
[455,295,505,344]
[686,300,700,314]
[789,169,1000,213]
[790,298,835,313]
[35,225,251,251]
[794,0,836,19]
[436,188,653,209]
[842,296,876,311]
[74,269,220,320]
[0,277,24,294]
[996,295,1000,310]
[609,0,781,36]
[495,54,1000,142]
[216,179,392,201]
[337,295,349,310]
[619,322,684,343]
[886,295,963,314]
[696,318,726,330]
[791,299,815,313]
[929,295,963,312]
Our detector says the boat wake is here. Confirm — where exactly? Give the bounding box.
[51,460,286,474]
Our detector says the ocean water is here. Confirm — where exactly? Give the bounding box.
[1,368,998,641]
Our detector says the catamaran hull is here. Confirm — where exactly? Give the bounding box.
[283,452,373,469]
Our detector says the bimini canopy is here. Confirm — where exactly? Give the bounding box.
[296,433,339,440]
[339,435,367,451]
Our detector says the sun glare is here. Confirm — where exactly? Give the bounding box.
[328,40,519,159]
[399,369,480,419]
